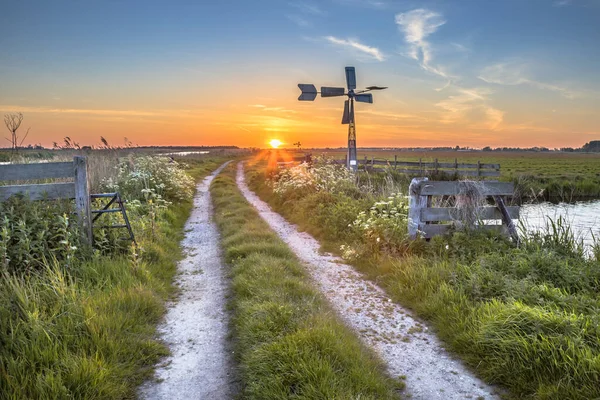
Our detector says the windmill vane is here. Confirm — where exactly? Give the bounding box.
[297,66,387,171]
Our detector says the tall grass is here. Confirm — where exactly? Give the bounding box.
[247,160,600,399]
[211,164,401,400]
[0,154,227,398]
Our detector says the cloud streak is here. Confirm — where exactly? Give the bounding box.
[0,105,197,118]
[478,62,580,99]
[324,36,386,61]
[395,9,448,78]
[435,87,504,130]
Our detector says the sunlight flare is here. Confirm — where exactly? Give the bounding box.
[269,139,283,148]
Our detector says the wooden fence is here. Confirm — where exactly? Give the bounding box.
[408,178,519,241]
[0,156,92,244]
[357,156,500,177]
[282,155,501,178]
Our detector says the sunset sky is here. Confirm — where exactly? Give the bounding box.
[1,0,599,149]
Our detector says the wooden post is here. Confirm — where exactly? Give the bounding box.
[419,158,422,175]
[371,156,374,167]
[394,155,397,170]
[477,160,481,177]
[493,195,519,245]
[408,177,428,239]
[74,156,92,245]
[435,158,438,173]
[455,158,458,174]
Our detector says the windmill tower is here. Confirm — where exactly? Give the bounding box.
[298,66,387,171]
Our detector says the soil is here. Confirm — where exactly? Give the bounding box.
[236,161,500,400]
[139,161,237,400]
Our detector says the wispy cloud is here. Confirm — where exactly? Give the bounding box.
[395,9,449,79]
[357,109,428,121]
[332,0,387,9]
[286,14,312,27]
[478,62,580,99]
[553,0,572,6]
[248,104,298,113]
[435,87,504,130]
[289,1,325,15]
[0,105,196,117]
[324,36,386,61]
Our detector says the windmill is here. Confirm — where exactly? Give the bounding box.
[298,66,387,171]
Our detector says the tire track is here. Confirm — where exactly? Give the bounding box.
[236,161,499,400]
[140,161,235,400]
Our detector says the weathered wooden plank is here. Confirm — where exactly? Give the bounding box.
[408,177,428,239]
[0,183,75,201]
[0,162,74,181]
[422,223,505,238]
[421,206,520,222]
[74,156,92,246]
[368,168,500,177]
[417,181,514,196]
[494,195,520,244]
[367,159,500,169]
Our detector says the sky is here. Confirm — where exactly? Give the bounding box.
[1,0,599,149]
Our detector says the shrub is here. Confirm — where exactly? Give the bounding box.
[102,156,194,203]
[350,193,410,256]
[0,197,82,273]
[272,157,355,197]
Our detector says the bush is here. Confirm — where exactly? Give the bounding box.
[0,197,82,273]
[272,157,355,197]
[350,193,410,256]
[102,156,194,203]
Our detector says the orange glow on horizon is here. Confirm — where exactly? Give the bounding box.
[269,139,283,148]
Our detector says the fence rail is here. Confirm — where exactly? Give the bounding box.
[285,155,500,177]
[0,156,92,244]
[357,156,500,177]
[408,178,519,241]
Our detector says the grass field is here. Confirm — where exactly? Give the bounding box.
[294,150,600,201]
[247,159,600,400]
[0,154,227,398]
[210,163,401,399]
[313,150,600,179]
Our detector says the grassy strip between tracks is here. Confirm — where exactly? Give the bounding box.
[0,156,226,399]
[246,160,600,400]
[210,163,402,400]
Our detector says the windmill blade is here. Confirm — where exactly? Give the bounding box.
[341,100,355,124]
[298,84,317,101]
[321,87,345,97]
[366,86,388,90]
[345,67,356,90]
[355,93,373,103]
[342,100,350,124]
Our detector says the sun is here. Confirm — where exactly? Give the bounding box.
[269,139,283,149]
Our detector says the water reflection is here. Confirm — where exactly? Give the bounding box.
[520,200,600,249]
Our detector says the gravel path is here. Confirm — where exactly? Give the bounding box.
[140,161,235,400]
[236,161,499,400]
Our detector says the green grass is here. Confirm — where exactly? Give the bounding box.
[210,163,402,400]
[247,161,600,400]
[316,150,600,201]
[0,157,227,399]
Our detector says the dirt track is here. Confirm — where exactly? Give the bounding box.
[139,161,236,400]
[236,161,499,400]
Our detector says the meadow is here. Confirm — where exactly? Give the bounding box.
[0,150,228,398]
[247,157,600,399]
[210,164,401,399]
[312,150,600,202]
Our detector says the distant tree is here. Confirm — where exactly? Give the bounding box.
[482,146,492,151]
[4,112,30,152]
[582,141,600,152]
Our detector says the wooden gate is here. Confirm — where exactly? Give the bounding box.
[0,156,92,244]
[408,178,519,242]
